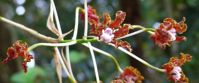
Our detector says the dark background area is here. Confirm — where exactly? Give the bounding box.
[0,0,198,83]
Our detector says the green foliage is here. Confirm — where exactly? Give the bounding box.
[11,66,47,83]
[70,50,87,63]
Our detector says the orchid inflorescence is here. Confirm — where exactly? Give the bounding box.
[0,0,192,83]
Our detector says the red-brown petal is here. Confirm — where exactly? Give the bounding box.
[7,47,18,59]
[22,62,27,73]
[112,40,132,52]
[2,47,18,63]
[163,18,176,25]
[109,11,126,28]
[114,24,130,38]
[176,36,186,42]
[163,53,192,82]
[103,13,111,25]
[179,53,192,66]
[80,6,99,25]
[174,17,187,34]
[120,66,144,83]
[151,29,172,48]
[1,40,33,73]
[24,54,33,62]
[90,24,104,36]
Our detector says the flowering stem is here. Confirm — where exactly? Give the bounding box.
[83,44,123,73]
[109,44,166,73]
[0,16,58,42]
[27,38,98,51]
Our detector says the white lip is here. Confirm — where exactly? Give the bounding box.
[171,66,182,81]
[100,28,114,43]
[168,28,177,41]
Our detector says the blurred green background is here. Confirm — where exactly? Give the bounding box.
[0,0,198,83]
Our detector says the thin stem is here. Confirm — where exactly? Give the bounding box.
[117,29,145,40]
[83,43,100,83]
[54,47,76,83]
[130,25,146,29]
[109,44,166,73]
[60,38,98,43]
[117,27,156,40]
[27,41,77,51]
[83,44,123,73]
[51,0,62,35]
[65,46,75,79]
[130,25,155,34]
[83,0,88,39]
[0,16,58,42]
[72,7,80,40]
